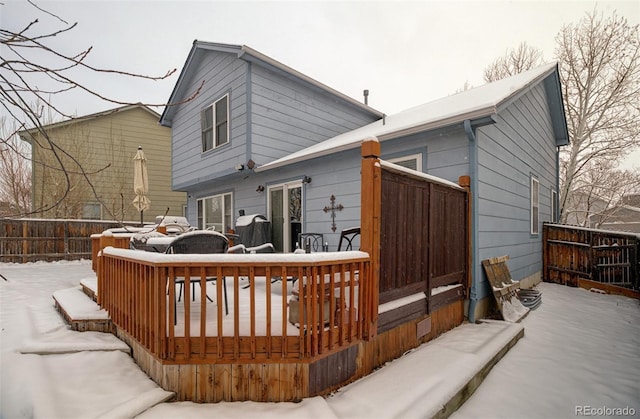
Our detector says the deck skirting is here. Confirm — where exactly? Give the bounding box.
[117,299,464,402]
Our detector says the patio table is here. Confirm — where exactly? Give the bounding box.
[144,236,175,253]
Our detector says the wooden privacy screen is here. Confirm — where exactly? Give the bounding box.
[379,168,468,311]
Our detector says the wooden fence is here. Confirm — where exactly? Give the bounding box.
[0,219,135,263]
[543,223,640,296]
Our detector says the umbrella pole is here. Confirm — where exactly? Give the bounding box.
[140,210,144,227]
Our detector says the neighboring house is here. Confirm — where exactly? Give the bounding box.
[591,194,640,234]
[161,41,569,321]
[20,104,186,222]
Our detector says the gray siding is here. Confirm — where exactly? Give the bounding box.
[476,83,557,299]
[184,128,470,251]
[171,51,248,191]
[249,65,380,164]
[171,50,379,193]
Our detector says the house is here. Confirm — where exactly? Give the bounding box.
[161,41,569,322]
[159,41,382,232]
[20,104,187,222]
[591,194,640,234]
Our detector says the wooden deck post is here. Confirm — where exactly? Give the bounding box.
[361,138,381,338]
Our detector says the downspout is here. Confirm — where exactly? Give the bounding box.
[555,146,560,223]
[464,119,479,323]
[246,61,253,164]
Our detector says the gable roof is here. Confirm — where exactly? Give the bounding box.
[18,103,161,140]
[159,41,383,126]
[256,62,569,172]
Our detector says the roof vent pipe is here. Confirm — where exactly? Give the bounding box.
[363,89,369,105]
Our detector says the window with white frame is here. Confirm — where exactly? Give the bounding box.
[197,192,232,232]
[550,188,557,223]
[201,94,229,152]
[388,153,422,172]
[531,176,539,235]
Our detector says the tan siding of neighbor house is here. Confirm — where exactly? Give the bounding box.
[25,105,186,223]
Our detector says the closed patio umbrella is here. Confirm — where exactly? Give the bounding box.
[132,146,150,226]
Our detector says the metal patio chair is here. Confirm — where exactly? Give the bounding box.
[337,227,360,251]
[298,232,326,252]
[165,231,229,315]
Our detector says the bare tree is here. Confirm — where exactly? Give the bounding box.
[483,10,640,226]
[0,119,31,215]
[562,158,640,227]
[557,10,640,223]
[0,2,201,219]
[483,42,545,83]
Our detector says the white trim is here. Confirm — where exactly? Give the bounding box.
[267,180,303,252]
[201,94,229,152]
[531,176,539,235]
[388,153,422,172]
[197,192,233,231]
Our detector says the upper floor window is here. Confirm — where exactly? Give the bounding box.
[201,94,229,152]
[388,153,422,172]
[531,175,539,235]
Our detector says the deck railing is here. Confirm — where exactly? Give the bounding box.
[98,247,373,364]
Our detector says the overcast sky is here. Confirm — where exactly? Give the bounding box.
[3,0,639,166]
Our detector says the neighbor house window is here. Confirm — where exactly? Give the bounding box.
[550,188,557,223]
[389,153,422,171]
[197,192,232,232]
[201,94,229,152]
[82,203,101,220]
[531,176,539,235]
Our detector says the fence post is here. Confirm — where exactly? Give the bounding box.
[64,221,70,255]
[22,220,28,264]
[360,137,381,338]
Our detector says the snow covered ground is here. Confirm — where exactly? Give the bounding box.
[1,259,638,418]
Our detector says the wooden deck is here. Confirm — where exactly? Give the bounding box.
[90,139,470,402]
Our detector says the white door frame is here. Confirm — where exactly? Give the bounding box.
[267,180,303,252]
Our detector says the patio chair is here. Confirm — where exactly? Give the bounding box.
[337,227,360,251]
[298,232,326,252]
[165,231,229,315]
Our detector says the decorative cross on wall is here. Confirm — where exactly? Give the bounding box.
[323,194,344,232]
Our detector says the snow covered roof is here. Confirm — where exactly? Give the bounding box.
[256,62,560,172]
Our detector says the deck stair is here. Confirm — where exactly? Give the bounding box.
[53,283,112,333]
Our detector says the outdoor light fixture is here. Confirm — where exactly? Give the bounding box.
[302,175,312,184]
[256,185,265,192]
[247,159,256,170]
[235,163,245,171]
